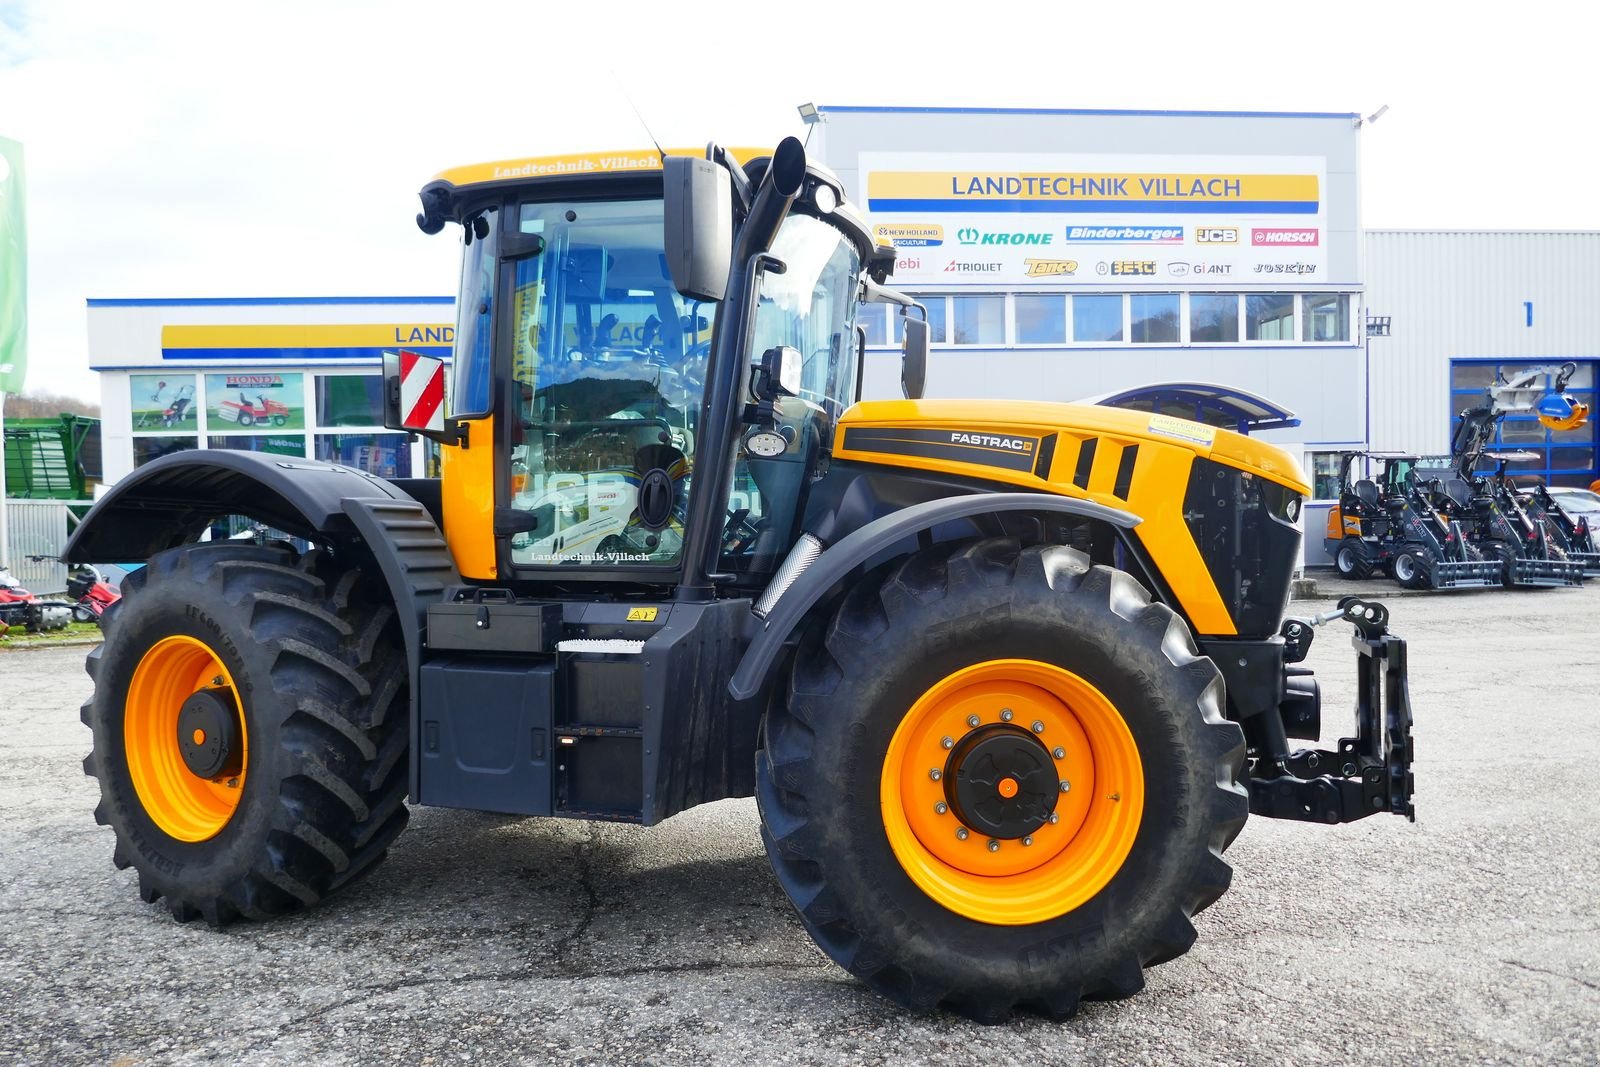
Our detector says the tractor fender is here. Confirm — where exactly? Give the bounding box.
[727,492,1141,702]
[63,450,421,562]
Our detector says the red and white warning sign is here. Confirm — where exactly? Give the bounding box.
[397,349,445,432]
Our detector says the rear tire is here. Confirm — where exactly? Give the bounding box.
[1392,547,1433,590]
[755,538,1247,1022]
[1335,538,1372,580]
[81,542,409,925]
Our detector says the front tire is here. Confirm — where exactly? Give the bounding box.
[1335,538,1372,579]
[1392,546,1433,590]
[756,539,1247,1022]
[81,542,409,924]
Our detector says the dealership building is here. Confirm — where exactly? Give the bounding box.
[85,106,1600,564]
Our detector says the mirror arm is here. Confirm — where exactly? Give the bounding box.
[709,143,753,215]
[860,276,918,309]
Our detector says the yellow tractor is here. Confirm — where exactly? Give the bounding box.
[67,138,1413,1021]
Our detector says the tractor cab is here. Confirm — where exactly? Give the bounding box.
[388,143,918,597]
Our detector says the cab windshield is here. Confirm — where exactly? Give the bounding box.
[504,197,715,568]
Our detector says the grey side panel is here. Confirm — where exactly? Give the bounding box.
[64,451,410,563]
[727,492,1139,701]
[342,498,462,804]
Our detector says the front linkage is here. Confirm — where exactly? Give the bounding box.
[1249,597,1416,825]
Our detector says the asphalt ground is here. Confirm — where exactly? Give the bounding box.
[3,583,1598,1066]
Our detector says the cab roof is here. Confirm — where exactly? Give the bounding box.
[429,146,775,194]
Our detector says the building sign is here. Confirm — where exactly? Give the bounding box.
[160,323,454,361]
[862,152,1327,286]
[205,372,306,430]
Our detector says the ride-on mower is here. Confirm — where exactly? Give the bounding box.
[65,139,1414,1021]
[1321,452,1497,589]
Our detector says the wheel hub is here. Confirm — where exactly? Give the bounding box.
[177,688,244,780]
[946,725,1057,839]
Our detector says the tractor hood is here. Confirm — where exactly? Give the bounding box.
[835,399,1311,496]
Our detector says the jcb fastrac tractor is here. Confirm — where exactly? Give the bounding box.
[67,139,1414,1022]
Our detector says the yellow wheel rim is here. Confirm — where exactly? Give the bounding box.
[124,635,248,842]
[880,659,1144,925]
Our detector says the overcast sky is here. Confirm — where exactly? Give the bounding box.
[2,0,1596,402]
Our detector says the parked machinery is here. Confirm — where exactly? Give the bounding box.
[1464,452,1585,588]
[62,138,1415,1021]
[1322,452,1498,589]
[1521,481,1600,577]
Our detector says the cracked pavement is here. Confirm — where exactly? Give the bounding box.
[2,584,1598,1065]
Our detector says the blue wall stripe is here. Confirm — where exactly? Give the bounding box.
[160,346,453,361]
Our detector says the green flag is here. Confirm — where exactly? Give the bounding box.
[0,136,25,393]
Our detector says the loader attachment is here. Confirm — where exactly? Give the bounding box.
[1506,556,1585,587]
[1427,557,1501,589]
[1249,597,1415,824]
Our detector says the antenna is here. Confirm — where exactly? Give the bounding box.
[613,69,668,161]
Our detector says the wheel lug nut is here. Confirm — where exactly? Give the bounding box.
[1059,780,1072,793]
[929,768,942,781]
[966,714,980,728]
[1022,835,1034,847]
[940,736,954,750]
[934,801,948,815]
[956,828,969,841]
[987,839,1000,853]
[1031,720,1045,734]
[1000,708,1014,722]
[1048,812,1060,824]
[1053,746,1066,760]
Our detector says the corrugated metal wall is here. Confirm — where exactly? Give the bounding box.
[1365,231,1600,454]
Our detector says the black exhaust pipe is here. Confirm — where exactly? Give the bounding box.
[735,136,807,260]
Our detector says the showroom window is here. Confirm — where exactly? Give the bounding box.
[1015,294,1068,344]
[1190,294,1240,343]
[1246,294,1296,341]
[1449,358,1598,486]
[894,297,947,344]
[1130,293,1180,344]
[315,373,387,426]
[950,295,1005,345]
[1071,295,1124,342]
[860,305,888,346]
[1308,451,1345,501]
[1304,293,1350,342]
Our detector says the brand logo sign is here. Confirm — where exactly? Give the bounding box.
[956,228,1053,246]
[1252,228,1319,246]
[950,431,1033,453]
[1023,259,1078,277]
[1066,225,1183,244]
[1190,262,1232,276]
[945,260,1003,273]
[1194,227,1239,244]
[1252,262,1318,275]
[1167,262,1190,277]
[873,223,944,247]
[1104,260,1157,276]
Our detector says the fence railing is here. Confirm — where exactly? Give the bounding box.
[4,499,83,593]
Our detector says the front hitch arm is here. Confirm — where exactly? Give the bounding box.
[1249,596,1416,824]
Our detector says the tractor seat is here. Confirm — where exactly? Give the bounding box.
[1443,477,1474,510]
[1352,479,1381,512]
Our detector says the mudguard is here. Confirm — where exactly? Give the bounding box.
[727,492,1140,702]
[63,450,418,561]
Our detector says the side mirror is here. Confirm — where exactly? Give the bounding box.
[754,345,801,401]
[663,154,732,303]
[901,314,929,400]
[383,349,460,443]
